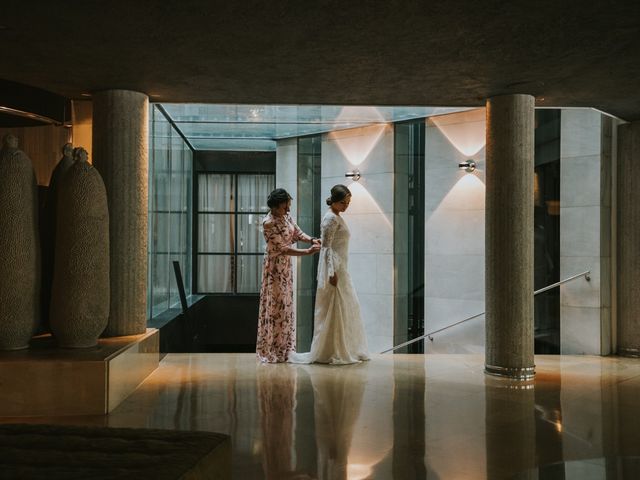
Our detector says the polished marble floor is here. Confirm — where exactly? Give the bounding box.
[4,353,640,479]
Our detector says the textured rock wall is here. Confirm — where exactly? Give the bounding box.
[0,147,40,350]
[50,158,109,347]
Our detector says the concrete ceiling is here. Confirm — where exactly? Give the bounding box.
[2,1,640,120]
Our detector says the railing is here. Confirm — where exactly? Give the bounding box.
[381,270,591,354]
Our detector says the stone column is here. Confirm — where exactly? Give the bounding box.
[485,94,535,379]
[92,90,148,336]
[617,121,640,357]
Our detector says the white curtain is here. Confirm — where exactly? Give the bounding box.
[237,175,273,292]
[198,173,274,293]
[198,174,234,292]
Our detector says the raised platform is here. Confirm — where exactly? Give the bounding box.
[0,328,159,417]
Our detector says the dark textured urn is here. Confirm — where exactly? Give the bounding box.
[50,157,109,347]
[0,145,41,350]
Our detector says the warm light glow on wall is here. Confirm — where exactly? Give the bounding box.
[430,109,486,157]
[433,173,486,212]
[346,181,392,230]
[347,464,374,480]
[329,124,388,167]
[427,174,486,254]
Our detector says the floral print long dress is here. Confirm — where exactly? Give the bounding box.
[257,212,305,363]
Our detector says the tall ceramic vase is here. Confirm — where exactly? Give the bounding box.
[50,148,109,347]
[0,135,40,350]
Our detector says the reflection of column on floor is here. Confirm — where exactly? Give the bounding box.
[257,364,297,480]
[294,366,317,475]
[310,366,366,480]
[485,379,536,479]
[615,376,640,467]
[532,374,564,468]
[392,360,426,479]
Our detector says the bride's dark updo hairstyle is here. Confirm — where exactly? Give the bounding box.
[267,188,292,209]
[326,184,351,206]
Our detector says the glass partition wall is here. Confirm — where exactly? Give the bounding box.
[394,120,426,353]
[148,105,193,320]
[296,135,322,351]
[534,110,561,353]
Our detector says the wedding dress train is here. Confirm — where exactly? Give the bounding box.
[290,211,370,365]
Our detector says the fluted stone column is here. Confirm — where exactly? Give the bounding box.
[92,90,148,336]
[617,121,640,357]
[485,94,535,379]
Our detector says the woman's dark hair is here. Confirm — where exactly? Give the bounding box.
[267,188,292,209]
[326,184,351,206]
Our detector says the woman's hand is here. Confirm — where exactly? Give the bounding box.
[307,243,321,255]
[312,237,322,246]
[329,273,338,286]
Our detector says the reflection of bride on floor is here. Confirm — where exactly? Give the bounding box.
[308,364,367,480]
[290,185,370,365]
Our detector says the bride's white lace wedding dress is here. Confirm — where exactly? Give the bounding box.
[289,210,370,365]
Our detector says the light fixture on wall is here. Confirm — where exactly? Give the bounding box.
[345,169,361,181]
[458,160,476,173]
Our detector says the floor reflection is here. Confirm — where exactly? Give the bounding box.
[3,354,640,479]
[309,365,366,480]
[512,456,640,479]
[257,364,298,479]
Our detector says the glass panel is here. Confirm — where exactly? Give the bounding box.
[170,136,184,212]
[237,255,263,293]
[162,104,471,141]
[534,109,561,354]
[198,214,235,253]
[152,253,170,313]
[237,213,266,254]
[189,138,276,151]
[393,121,425,353]
[296,135,322,351]
[148,105,194,320]
[153,128,171,213]
[154,212,171,253]
[198,255,234,293]
[237,174,274,212]
[184,145,193,295]
[198,174,234,212]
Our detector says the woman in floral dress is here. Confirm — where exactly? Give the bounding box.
[257,189,320,363]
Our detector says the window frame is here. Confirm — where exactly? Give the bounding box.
[193,171,275,295]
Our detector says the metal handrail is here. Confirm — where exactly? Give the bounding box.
[380,270,591,354]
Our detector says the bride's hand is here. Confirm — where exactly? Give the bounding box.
[312,238,322,246]
[329,274,338,286]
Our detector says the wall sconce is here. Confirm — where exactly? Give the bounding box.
[345,169,361,181]
[458,160,476,173]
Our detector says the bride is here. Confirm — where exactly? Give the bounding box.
[290,185,370,365]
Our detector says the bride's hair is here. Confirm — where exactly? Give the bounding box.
[326,184,351,206]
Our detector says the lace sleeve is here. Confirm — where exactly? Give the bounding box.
[316,214,341,288]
